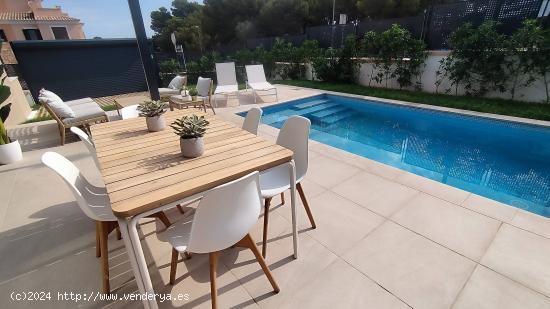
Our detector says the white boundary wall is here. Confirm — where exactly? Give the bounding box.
[356,51,548,103]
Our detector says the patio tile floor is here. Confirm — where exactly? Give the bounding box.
[1,85,550,308]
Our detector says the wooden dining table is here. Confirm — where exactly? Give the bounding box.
[90,109,298,309]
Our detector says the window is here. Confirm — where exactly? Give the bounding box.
[0,30,6,42]
[23,29,42,40]
[51,27,70,40]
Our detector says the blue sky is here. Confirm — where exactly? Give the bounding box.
[42,0,193,38]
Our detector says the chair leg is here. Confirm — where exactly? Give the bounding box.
[98,221,110,294]
[209,251,220,309]
[297,183,316,229]
[239,234,280,293]
[169,248,178,285]
[95,221,101,257]
[115,225,122,240]
[59,126,66,146]
[262,197,272,258]
[149,211,171,229]
[280,192,285,205]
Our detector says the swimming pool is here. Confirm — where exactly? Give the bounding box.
[240,94,550,217]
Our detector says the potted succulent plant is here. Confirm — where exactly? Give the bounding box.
[137,100,167,132]
[170,114,209,158]
[0,109,22,165]
[188,87,198,101]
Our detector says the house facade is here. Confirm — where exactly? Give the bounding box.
[0,0,85,42]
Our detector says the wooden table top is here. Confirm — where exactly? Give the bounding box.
[91,109,293,217]
[114,95,150,108]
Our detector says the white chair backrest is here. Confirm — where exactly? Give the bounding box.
[41,152,114,222]
[196,77,212,97]
[120,104,140,120]
[187,172,261,253]
[242,107,263,135]
[70,127,101,169]
[245,65,267,84]
[277,116,310,181]
[168,75,186,90]
[215,62,237,86]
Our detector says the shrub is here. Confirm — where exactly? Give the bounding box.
[312,35,360,83]
[361,24,427,89]
[440,21,508,96]
[511,20,550,103]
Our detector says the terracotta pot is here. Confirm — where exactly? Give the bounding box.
[191,95,197,101]
[145,115,166,132]
[0,139,23,164]
[180,137,204,158]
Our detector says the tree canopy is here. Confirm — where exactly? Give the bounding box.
[150,0,442,52]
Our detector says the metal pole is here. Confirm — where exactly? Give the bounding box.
[332,0,336,24]
[127,0,160,100]
[330,0,336,48]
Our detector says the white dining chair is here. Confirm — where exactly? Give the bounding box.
[120,104,140,120]
[165,171,279,309]
[41,152,173,293]
[41,151,120,294]
[242,107,263,135]
[70,126,100,169]
[260,116,316,257]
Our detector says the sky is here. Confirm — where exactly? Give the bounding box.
[42,0,191,38]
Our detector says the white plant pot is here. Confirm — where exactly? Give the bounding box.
[0,139,23,165]
[180,137,204,158]
[146,115,166,132]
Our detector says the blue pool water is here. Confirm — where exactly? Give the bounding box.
[239,94,550,217]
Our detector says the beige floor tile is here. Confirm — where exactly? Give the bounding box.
[307,155,361,189]
[279,259,409,309]
[343,221,476,309]
[511,210,550,239]
[152,250,258,309]
[360,159,407,181]
[0,169,18,230]
[333,171,419,217]
[481,224,550,297]
[221,231,339,309]
[274,178,329,230]
[396,172,470,205]
[0,245,123,309]
[392,193,501,261]
[302,191,385,256]
[309,142,371,171]
[452,265,550,309]
[461,194,517,223]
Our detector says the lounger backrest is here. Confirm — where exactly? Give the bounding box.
[245,65,267,84]
[215,62,237,86]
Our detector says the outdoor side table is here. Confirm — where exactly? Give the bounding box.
[169,94,207,112]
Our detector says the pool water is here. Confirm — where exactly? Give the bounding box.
[240,94,550,217]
